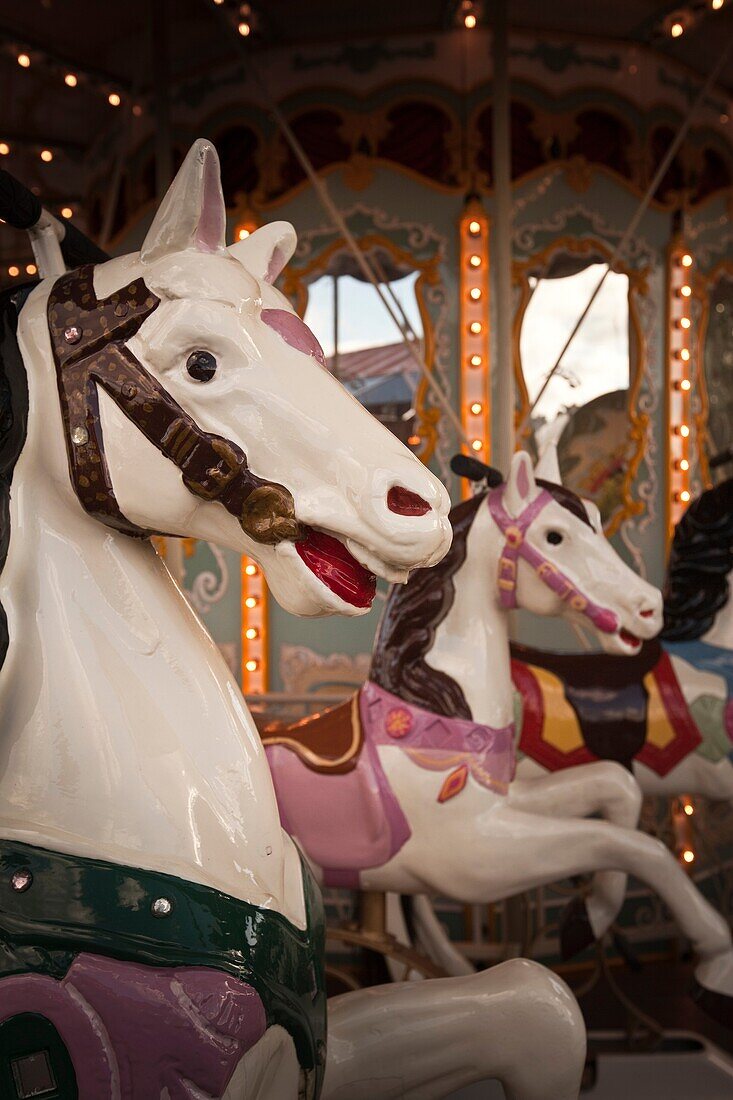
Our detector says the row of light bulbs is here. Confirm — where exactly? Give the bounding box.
[8,44,130,109]
[666,0,726,38]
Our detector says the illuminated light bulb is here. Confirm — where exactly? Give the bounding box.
[8,266,19,278]
[0,143,9,156]
[680,284,692,297]
[245,627,259,640]
[469,254,482,268]
[684,802,694,815]
[679,348,691,362]
[468,219,481,235]
[64,73,78,87]
[671,21,684,37]
[681,253,693,267]
[469,321,482,334]
[25,264,36,275]
[679,317,691,329]
[470,354,482,367]
[245,659,259,672]
[678,378,691,391]
[237,227,251,240]
[470,401,483,415]
[680,490,691,503]
[244,596,258,608]
[471,438,483,451]
[244,563,258,575]
[61,206,73,219]
[108,92,121,107]
[40,149,53,163]
[464,12,477,28]
[238,20,251,35]
[17,53,30,68]
[682,848,694,863]
[679,424,690,438]
[407,434,421,446]
[213,0,225,4]
[469,287,482,301]
[678,458,690,472]
[712,0,724,9]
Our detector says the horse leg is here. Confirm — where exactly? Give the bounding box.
[322,959,586,1100]
[508,763,643,955]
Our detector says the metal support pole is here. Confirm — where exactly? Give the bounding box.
[152,0,173,201]
[491,0,514,470]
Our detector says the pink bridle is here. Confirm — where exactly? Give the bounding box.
[487,485,620,635]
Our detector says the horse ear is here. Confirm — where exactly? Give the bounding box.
[229,222,297,283]
[504,452,538,517]
[141,139,226,263]
[534,442,562,484]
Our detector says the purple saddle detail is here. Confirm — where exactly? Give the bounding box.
[0,954,266,1099]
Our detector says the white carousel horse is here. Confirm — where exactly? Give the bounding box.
[0,140,586,1100]
[263,447,733,1024]
[513,453,733,803]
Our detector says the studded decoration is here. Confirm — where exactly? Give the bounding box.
[437,764,469,803]
[11,868,32,893]
[151,896,173,918]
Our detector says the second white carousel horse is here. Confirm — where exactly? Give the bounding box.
[0,140,585,1099]
[263,448,733,1024]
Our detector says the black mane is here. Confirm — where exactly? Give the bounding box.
[662,478,733,641]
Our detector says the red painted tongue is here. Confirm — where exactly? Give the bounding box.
[296,529,376,608]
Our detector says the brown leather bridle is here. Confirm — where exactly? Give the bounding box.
[47,264,300,544]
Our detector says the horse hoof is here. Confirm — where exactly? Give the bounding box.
[559,896,596,961]
[691,979,733,1030]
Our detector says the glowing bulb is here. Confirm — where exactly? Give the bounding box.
[470,401,483,415]
[679,378,691,391]
[684,802,694,815]
[213,0,225,4]
[682,848,694,863]
[245,659,259,672]
[680,348,691,362]
[469,321,482,334]
[25,263,36,275]
[407,434,421,446]
[61,206,73,219]
[469,287,482,301]
[679,424,690,438]
[17,53,30,68]
[680,284,692,297]
[469,254,482,268]
[678,458,690,471]
[680,490,691,503]
[244,563,258,575]
[471,438,483,451]
[40,149,53,163]
[244,596,258,608]
[108,92,121,107]
[464,12,477,28]
[681,253,693,267]
[679,317,691,329]
[7,266,19,277]
[237,227,251,240]
[712,0,724,10]
[671,21,684,37]
[0,143,9,156]
[470,354,482,367]
[238,20,251,35]
[468,219,481,235]
[64,72,77,87]
[245,627,259,640]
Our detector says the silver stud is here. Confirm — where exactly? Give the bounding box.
[64,325,82,344]
[71,426,89,446]
[151,896,172,917]
[11,869,32,893]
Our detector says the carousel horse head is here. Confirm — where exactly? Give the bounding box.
[24,139,451,616]
[455,444,663,654]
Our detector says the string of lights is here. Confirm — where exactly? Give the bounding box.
[667,241,696,535]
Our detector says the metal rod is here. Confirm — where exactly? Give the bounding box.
[522,29,733,432]
[491,0,515,471]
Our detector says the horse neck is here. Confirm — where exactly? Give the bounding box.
[425,507,514,728]
[702,575,733,649]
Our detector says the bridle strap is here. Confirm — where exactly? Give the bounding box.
[487,485,619,635]
[48,265,300,544]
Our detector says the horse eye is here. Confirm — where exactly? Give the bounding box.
[546,530,563,545]
[186,350,217,382]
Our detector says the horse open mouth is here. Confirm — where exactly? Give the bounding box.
[619,628,641,649]
[296,528,377,608]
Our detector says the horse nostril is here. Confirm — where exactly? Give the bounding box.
[640,609,655,618]
[387,486,431,517]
